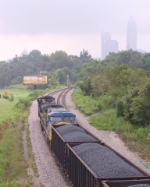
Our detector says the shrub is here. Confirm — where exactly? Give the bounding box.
[146,133,150,142]
[28,90,47,100]
[97,95,115,110]
[3,95,9,99]
[116,100,124,117]
[15,98,31,110]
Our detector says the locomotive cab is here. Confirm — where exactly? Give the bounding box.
[37,95,55,116]
[42,111,76,143]
[47,111,76,125]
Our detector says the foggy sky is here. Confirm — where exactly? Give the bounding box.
[0,0,150,60]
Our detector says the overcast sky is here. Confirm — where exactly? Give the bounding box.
[0,0,150,61]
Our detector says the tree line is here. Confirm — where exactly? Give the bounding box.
[78,50,150,126]
[1,48,150,126]
[0,49,91,88]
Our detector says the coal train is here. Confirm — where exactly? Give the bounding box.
[37,95,150,187]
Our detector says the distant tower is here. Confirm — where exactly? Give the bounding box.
[101,32,111,59]
[21,49,28,56]
[127,17,137,50]
[101,32,118,59]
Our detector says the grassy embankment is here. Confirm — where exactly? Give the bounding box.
[72,87,150,161]
[0,84,64,187]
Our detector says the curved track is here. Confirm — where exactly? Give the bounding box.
[28,87,150,187]
[28,88,73,187]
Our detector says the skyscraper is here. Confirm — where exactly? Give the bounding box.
[127,17,137,50]
[101,32,118,59]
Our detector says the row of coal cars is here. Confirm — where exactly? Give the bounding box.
[37,95,150,187]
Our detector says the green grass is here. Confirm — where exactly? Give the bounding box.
[89,107,150,160]
[72,87,150,160]
[0,86,32,186]
[89,109,125,131]
[0,84,65,186]
[0,88,32,123]
[0,84,65,123]
[72,87,115,115]
[0,124,25,181]
[72,88,99,115]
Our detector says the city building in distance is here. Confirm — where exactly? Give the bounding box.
[21,49,28,56]
[127,16,137,50]
[101,32,118,60]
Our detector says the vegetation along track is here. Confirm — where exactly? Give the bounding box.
[64,88,150,175]
[29,87,150,187]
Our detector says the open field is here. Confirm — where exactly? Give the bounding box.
[0,85,36,186]
[0,87,32,123]
[0,85,64,186]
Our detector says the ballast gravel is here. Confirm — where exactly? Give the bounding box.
[28,100,72,187]
[73,143,144,178]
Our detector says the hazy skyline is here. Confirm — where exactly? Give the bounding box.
[0,0,150,61]
[127,16,137,50]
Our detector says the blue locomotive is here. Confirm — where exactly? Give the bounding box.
[37,95,76,144]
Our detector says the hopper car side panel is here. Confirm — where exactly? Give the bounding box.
[102,179,150,187]
[66,143,150,187]
[66,143,100,187]
[51,124,101,171]
[36,94,150,187]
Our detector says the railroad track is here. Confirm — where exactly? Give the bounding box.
[45,86,74,108]
[29,92,73,187]
[43,87,70,102]
[56,86,74,107]
[38,87,150,187]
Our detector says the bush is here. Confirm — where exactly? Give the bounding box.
[3,95,9,99]
[15,98,31,110]
[28,90,47,100]
[97,95,115,110]
[78,79,93,96]
[116,100,124,117]
[72,87,99,115]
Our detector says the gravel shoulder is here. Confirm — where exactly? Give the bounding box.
[66,89,150,175]
[28,100,72,187]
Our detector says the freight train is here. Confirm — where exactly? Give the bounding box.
[37,95,150,187]
[37,95,77,143]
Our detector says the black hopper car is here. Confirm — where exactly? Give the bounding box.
[37,95,150,187]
